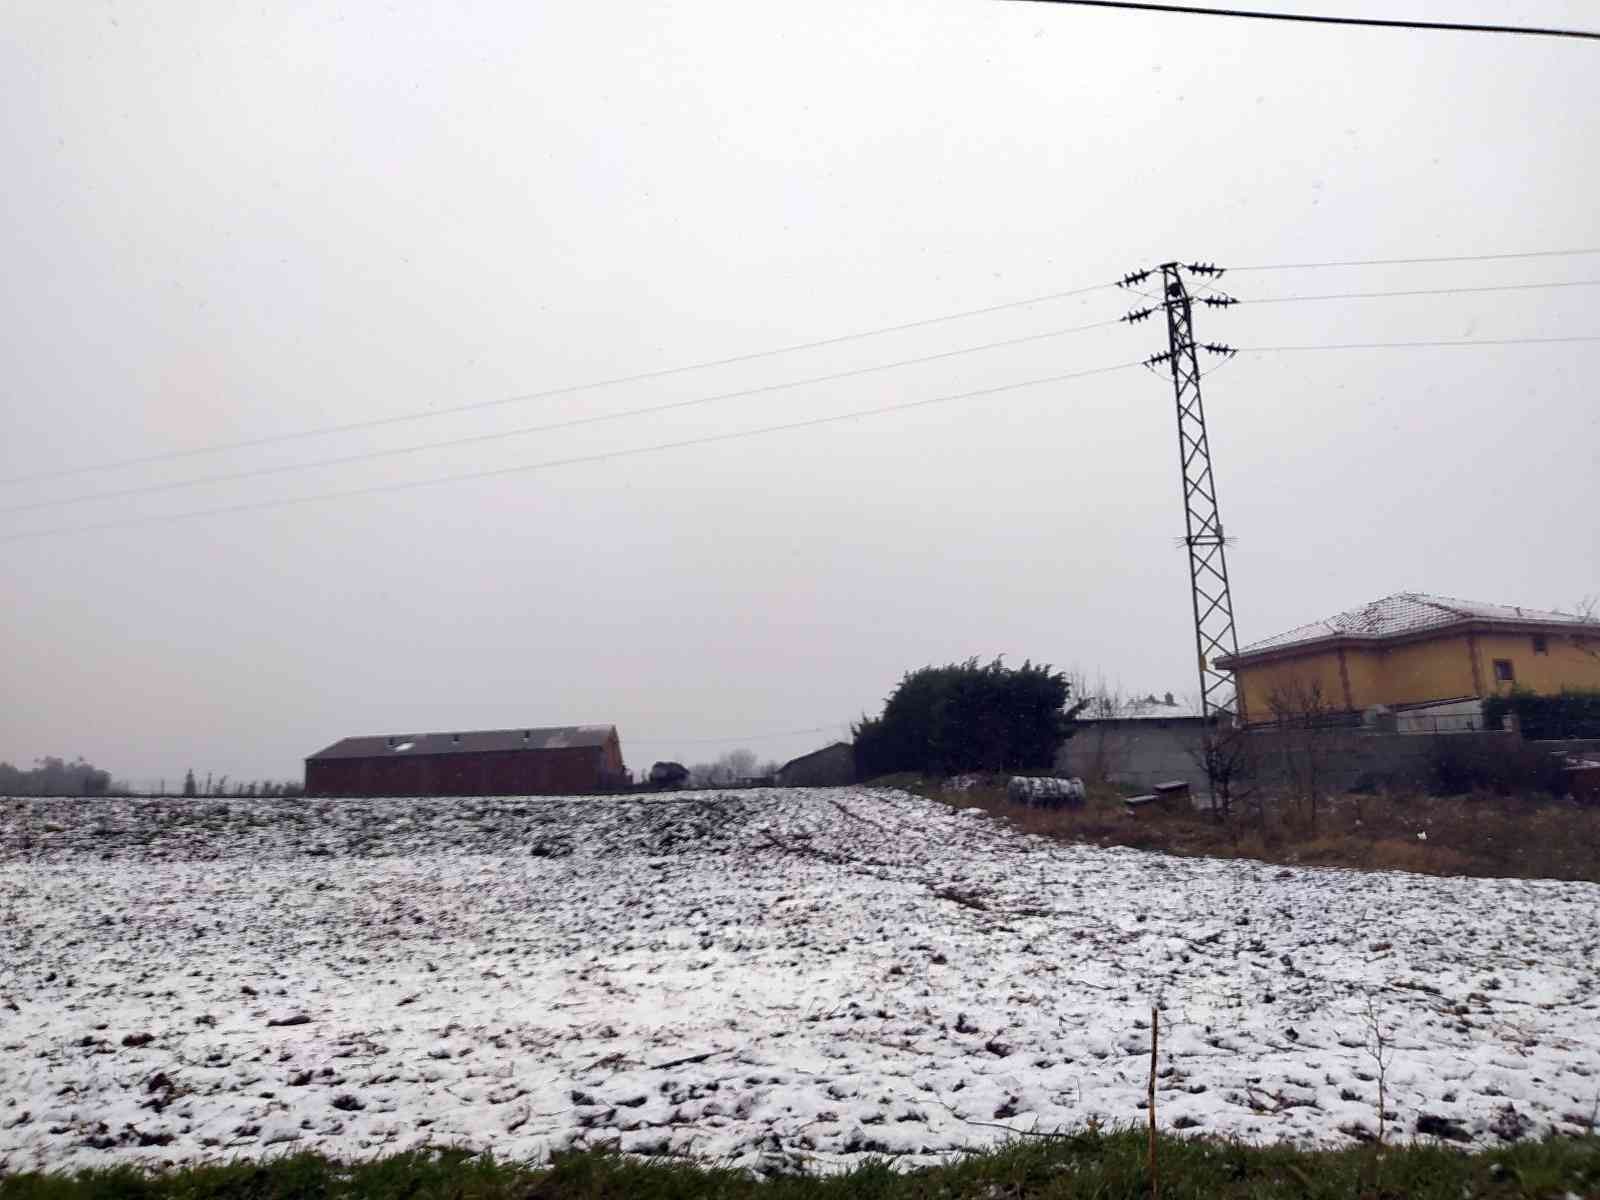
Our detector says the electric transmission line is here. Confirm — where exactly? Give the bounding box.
[1252,335,1600,353]
[1248,279,1600,306]
[3,330,1592,542]
[0,360,1141,545]
[0,280,1121,487]
[7,249,1597,491]
[1,316,1123,517]
[1233,248,1600,271]
[1006,0,1600,40]
[629,723,845,746]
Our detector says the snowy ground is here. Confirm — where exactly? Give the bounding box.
[2,788,1599,1175]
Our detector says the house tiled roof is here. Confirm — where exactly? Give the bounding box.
[308,725,616,761]
[1232,593,1587,659]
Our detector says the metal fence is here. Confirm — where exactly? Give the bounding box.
[1394,713,1486,735]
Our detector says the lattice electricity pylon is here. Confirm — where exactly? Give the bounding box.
[1123,262,1243,725]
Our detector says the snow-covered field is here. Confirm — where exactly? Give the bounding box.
[3,787,1598,1175]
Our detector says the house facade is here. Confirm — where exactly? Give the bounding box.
[1217,593,1599,722]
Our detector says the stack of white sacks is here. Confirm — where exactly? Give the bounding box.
[1005,776,1086,808]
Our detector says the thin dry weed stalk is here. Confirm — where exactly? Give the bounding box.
[1360,990,1395,1151]
[1147,1005,1160,1200]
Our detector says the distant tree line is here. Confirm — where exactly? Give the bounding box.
[853,657,1086,778]
[686,749,780,789]
[0,757,113,796]
[181,770,304,798]
[0,759,310,798]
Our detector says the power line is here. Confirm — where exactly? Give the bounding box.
[9,333,1592,542]
[1188,330,1600,377]
[8,333,1594,544]
[628,723,847,746]
[10,254,1595,490]
[1234,248,1600,272]
[1249,279,1600,306]
[1006,0,1600,40]
[0,279,1121,488]
[0,361,1142,545]
[1,318,1123,516]
[1251,334,1600,352]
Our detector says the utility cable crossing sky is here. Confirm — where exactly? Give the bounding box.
[3,248,1597,544]
[3,246,1597,490]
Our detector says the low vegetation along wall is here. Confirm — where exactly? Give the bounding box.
[1061,724,1592,797]
[1248,729,1505,793]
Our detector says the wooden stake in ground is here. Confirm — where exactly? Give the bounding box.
[1148,1005,1159,1200]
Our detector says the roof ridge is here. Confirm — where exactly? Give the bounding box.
[307,724,617,761]
[370,722,609,738]
[1409,589,1574,618]
[1407,593,1473,621]
[1233,589,1589,658]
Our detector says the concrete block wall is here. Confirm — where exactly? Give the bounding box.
[1058,720,1536,796]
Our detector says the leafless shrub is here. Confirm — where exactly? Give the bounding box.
[1266,677,1350,834]
[1064,672,1134,786]
[1186,719,1257,829]
[1361,991,1395,1150]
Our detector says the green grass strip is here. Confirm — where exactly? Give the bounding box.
[3,1131,1598,1200]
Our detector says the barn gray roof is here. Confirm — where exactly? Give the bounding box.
[778,742,853,771]
[308,725,616,761]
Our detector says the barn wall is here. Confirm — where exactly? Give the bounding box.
[305,746,614,797]
[776,744,856,788]
[600,730,625,778]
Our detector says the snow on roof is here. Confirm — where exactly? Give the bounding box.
[308,725,617,761]
[1234,592,1589,658]
[1079,695,1207,721]
[1120,697,1206,720]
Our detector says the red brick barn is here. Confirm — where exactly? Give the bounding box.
[304,725,625,797]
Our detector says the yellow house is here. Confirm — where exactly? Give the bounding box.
[1217,593,1600,721]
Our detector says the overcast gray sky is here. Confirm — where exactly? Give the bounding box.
[3,0,1596,787]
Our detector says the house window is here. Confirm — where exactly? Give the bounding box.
[1493,659,1515,683]
[1532,635,1548,655]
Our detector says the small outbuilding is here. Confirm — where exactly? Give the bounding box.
[776,742,857,788]
[305,725,625,797]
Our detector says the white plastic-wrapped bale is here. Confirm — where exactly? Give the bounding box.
[1006,776,1085,808]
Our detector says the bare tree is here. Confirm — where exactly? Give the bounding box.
[1188,719,1256,828]
[688,748,763,788]
[1064,672,1134,785]
[1574,594,1599,661]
